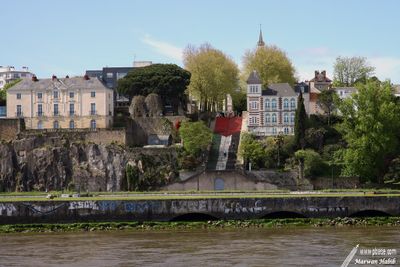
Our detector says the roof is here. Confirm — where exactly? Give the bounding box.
[294,82,310,93]
[7,77,111,92]
[262,83,296,97]
[246,70,262,84]
[394,84,400,94]
[310,71,332,82]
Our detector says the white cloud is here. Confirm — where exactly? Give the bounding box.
[141,35,183,62]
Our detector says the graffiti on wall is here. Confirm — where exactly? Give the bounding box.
[124,202,151,214]
[24,203,66,215]
[307,206,348,213]
[171,200,209,213]
[68,201,99,210]
[0,203,16,216]
[223,200,267,214]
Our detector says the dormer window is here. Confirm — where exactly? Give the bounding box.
[53,91,59,99]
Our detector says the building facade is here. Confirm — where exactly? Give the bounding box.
[86,61,153,108]
[0,66,34,89]
[6,75,114,129]
[246,71,297,136]
[308,70,332,114]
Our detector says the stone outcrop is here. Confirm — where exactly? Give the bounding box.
[0,136,179,192]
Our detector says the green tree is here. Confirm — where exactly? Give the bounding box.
[117,64,190,100]
[179,121,213,157]
[338,81,400,183]
[0,79,22,104]
[317,89,340,125]
[239,132,266,169]
[294,91,307,149]
[183,43,239,112]
[242,45,296,87]
[295,149,325,178]
[333,56,375,86]
[231,91,247,114]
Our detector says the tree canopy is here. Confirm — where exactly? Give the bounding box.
[179,121,213,157]
[338,81,400,183]
[183,43,239,112]
[0,79,22,104]
[333,56,375,86]
[294,91,307,149]
[117,64,191,100]
[242,45,296,87]
[317,89,340,125]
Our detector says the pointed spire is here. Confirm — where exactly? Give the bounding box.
[257,24,265,47]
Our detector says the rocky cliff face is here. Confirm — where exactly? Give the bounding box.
[0,136,179,192]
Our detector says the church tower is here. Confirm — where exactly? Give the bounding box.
[257,27,265,47]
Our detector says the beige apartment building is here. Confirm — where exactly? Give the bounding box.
[6,75,114,129]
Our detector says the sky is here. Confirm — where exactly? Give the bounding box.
[2,0,400,83]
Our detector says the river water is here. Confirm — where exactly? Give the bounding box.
[0,226,399,267]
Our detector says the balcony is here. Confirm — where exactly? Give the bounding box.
[15,112,24,118]
[36,112,44,117]
[90,110,97,116]
[53,112,60,117]
[69,112,75,117]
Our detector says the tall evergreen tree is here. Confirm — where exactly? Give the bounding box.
[294,91,307,149]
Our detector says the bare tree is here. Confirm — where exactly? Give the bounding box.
[333,56,375,86]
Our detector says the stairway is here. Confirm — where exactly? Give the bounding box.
[207,116,242,170]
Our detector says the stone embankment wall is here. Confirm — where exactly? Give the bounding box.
[18,128,126,146]
[0,119,24,142]
[164,170,313,191]
[0,135,179,192]
[0,196,399,224]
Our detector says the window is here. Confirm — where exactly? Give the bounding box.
[16,105,22,117]
[265,99,270,109]
[106,72,113,78]
[54,104,59,116]
[91,91,96,98]
[37,92,42,99]
[53,91,59,99]
[290,98,296,109]
[69,92,74,98]
[16,93,21,99]
[272,113,277,123]
[284,99,289,109]
[37,121,43,129]
[249,85,259,93]
[90,103,96,115]
[37,104,43,117]
[249,117,257,125]
[69,103,74,116]
[69,120,75,129]
[249,101,258,110]
[116,72,127,79]
[291,127,294,133]
[272,128,277,135]
[290,113,295,123]
[271,99,277,109]
[90,119,96,129]
[284,127,289,134]
[265,114,270,123]
[53,120,59,129]
[284,113,289,123]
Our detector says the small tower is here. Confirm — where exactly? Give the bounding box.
[257,26,265,47]
[247,70,262,96]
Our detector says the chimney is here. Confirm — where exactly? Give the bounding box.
[314,70,319,77]
[83,74,90,80]
[65,75,69,78]
[32,75,39,82]
[52,75,57,80]
[321,70,326,77]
